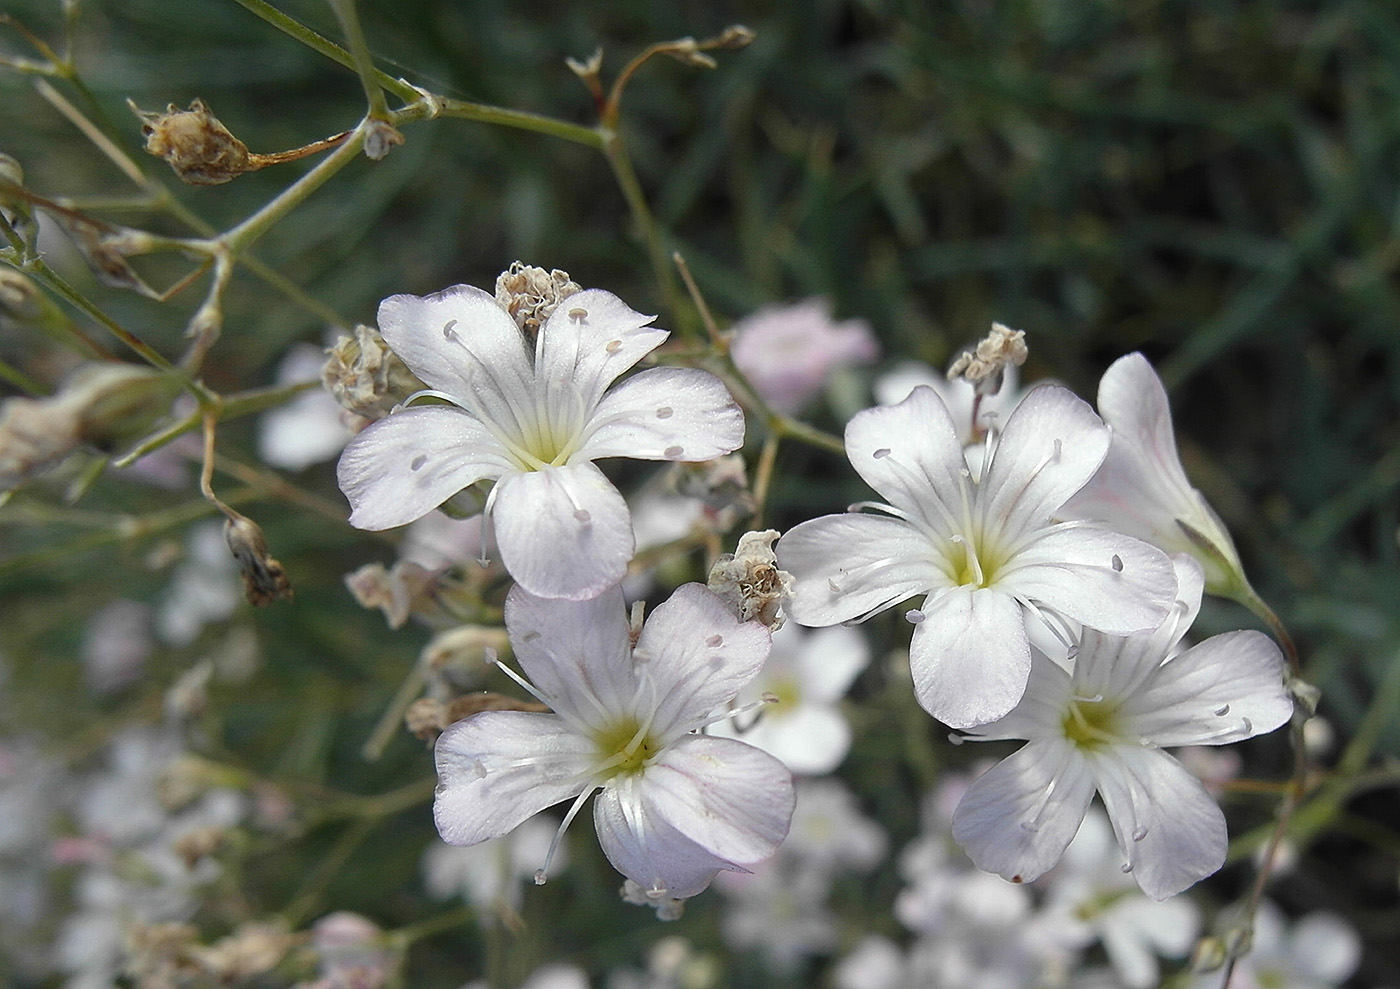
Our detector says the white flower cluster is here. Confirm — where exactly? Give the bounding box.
[335,279,1294,927]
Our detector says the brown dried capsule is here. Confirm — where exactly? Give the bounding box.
[130,99,255,185]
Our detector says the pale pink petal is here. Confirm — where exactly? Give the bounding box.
[1121,630,1291,747]
[843,386,968,533]
[594,775,741,899]
[433,712,593,846]
[338,406,511,530]
[778,514,940,626]
[1000,525,1176,635]
[951,738,1097,885]
[910,585,1030,729]
[504,584,637,722]
[536,289,668,407]
[1089,745,1226,900]
[632,583,772,737]
[378,285,531,404]
[491,463,633,600]
[641,735,795,865]
[980,385,1109,537]
[578,366,744,462]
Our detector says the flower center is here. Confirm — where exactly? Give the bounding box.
[1061,694,1122,751]
[593,716,660,778]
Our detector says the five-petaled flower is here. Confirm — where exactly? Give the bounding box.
[433,582,796,901]
[336,285,744,600]
[950,556,1293,900]
[777,383,1178,729]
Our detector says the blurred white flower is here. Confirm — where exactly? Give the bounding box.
[156,522,241,647]
[423,815,566,922]
[258,342,351,471]
[1194,901,1361,989]
[83,599,153,694]
[729,298,878,413]
[710,623,868,775]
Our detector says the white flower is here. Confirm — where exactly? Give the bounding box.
[422,815,566,922]
[337,285,745,600]
[1192,901,1361,989]
[729,298,878,413]
[950,556,1293,900]
[433,583,795,900]
[873,360,1028,448]
[777,383,1177,729]
[258,342,350,471]
[1061,353,1248,598]
[1038,810,1200,988]
[709,624,869,775]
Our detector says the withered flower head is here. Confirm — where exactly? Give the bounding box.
[493,261,582,336]
[129,98,254,185]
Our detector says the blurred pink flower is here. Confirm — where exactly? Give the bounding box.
[730,299,878,413]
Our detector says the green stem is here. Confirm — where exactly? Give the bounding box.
[434,96,604,148]
[327,0,389,120]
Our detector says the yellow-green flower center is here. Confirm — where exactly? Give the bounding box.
[1061,695,1122,751]
[593,717,659,778]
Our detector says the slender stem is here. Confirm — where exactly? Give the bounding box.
[434,96,604,148]
[327,0,389,120]
[751,434,781,526]
[600,129,688,334]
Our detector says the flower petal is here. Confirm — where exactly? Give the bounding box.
[980,384,1109,537]
[1001,525,1176,635]
[793,624,870,702]
[537,289,669,408]
[433,711,592,846]
[594,775,741,900]
[843,386,969,532]
[491,463,633,600]
[337,406,511,530]
[1089,745,1226,900]
[951,738,1097,885]
[632,583,772,737]
[378,284,531,403]
[778,514,939,626]
[734,704,853,776]
[641,734,795,866]
[910,585,1031,728]
[504,584,637,722]
[578,366,744,462]
[1121,630,1291,747]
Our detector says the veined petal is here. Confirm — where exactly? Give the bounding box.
[504,584,637,723]
[594,775,742,900]
[1001,525,1176,635]
[433,712,593,846]
[1121,630,1291,747]
[843,386,969,532]
[378,284,532,404]
[951,738,1097,885]
[537,289,668,408]
[337,406,511,530]
[778,514,940,626]
[910,585,1031,729]
[1089,745,1226,900]
[632,584,771,737]
[980,385,1109,538]
[578,366,744,462]
[965,645,1079,743]
[491,463,633,600]
[641,734,795,865]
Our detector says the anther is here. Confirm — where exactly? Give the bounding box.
[411,454,427,471]
[1111,554,1124,572]
[664,445,684,458]
[1214,704,1230,716]
[905,609,926,625]
[1242,717,1253,733]
[706,634,723,647]
[1131,826,1148,842]
[827,578,842,594]
[655,406,674,419]
[605,339,623,354]
[442,320,458,341]
[533,869,548,885]
[873,447,891,459]
[568,308,588,323]
[1120,862,1134,874]
[574,509,591,523]
[947,733,964,746]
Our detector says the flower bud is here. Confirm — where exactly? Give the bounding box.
[947,322,1027,397]
[129,99,256,185]
[223,510,293,606]
[708,529,792,630]
[322,324,424,420]
[494,261,582,335]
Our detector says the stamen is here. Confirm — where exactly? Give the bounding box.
[536,786,596,885]
[1214,704,1230,717]
[568,307,588,324]
[706,634,723,647]
[574,509,591,524]
[1131,825,1149,842]
[905,609,926,625]
[442,319,458,341]
[655,406,673,419]
[1120,861,1133,874]
[1111,554,1124,573]
[605,339,622,355]
[411,455,427,471]
[664,445,684,458]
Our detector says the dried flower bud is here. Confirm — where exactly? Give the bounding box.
[621,879,686,921]
[668,453,754,529]
[362,118,404,161]
[0,152,39,251]
[714,24,757,48]
[188,921,294,982]
[947,323,1028,396]
[494,261,582,335]
[129,98,255,185]
[707,529,792,630]
[173,824,228,868]
[344,559,448,628]
[124,922,199,988]
[322,324,424,420]
[407,692,548,742]
[420,624,509,681]
[223,509,293,606]
[0,362,177,494]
